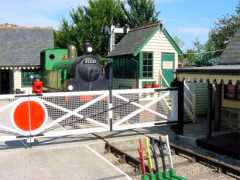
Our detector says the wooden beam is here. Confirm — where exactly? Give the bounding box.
[215,82,222,131]
[207,81,213,139]
[171,79,184,135]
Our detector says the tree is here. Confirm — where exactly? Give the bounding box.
[184,39,216,66]
[184,49,198,66]
[55,0,126,57]
[184,1,240,66]
[206,1,240,58]
[173,36,184,49]
[184,39,203,66]
[55,0,161,56]
[121,0,159,28]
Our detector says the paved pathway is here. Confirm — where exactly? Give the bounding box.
[0,142,130,180]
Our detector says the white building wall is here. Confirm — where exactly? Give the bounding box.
[141,30,178,87]
[13,70,32,94]
[13,70,21,90]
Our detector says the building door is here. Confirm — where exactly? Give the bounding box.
[161,53,175,87]
[0,70,11,94]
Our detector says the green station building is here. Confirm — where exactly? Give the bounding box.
[108,23,183,89]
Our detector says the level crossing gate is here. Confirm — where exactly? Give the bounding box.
[0,88,178,143]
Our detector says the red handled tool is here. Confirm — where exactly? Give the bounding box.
[138,139,146,176]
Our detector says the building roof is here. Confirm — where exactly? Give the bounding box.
[176,65,240,84]
[176,29,240,84]
[176,65,240,75]
[0,24,54,67]
[108,23,182,57]
[218,30,240,65]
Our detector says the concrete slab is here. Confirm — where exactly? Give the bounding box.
[0,144,131,180]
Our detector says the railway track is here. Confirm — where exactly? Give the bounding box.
[92,133,240,180]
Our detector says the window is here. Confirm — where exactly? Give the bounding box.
[21,70,39,87]
[224,81,240,101]
[142,52,153,78]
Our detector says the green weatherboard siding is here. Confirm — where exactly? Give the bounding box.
[161,53,175,87]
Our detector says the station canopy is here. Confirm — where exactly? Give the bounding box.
[176,31,240,85]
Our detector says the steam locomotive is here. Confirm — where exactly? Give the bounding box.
[40,42,109,92]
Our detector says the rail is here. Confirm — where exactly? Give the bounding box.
[93,132,240,178]
[149,135,240,178]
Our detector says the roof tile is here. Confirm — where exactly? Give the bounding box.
[0,27,53,66]
[218,30,240,65]
[108,23,160,57]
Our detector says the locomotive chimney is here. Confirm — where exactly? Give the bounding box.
[68,45,77,59]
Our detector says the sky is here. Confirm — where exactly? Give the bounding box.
[0,0,238,50]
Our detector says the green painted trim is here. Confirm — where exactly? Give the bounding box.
[133,27,159,56]
[162,28,183,55]
[133,27,183,56]
[141,51,154,79]
[161,52,175,87]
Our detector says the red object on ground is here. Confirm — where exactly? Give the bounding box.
[138,139,146,175]
[13,100,46,131]
[152,84,160,88]
[32,80,43,94]
[144,84,152,88]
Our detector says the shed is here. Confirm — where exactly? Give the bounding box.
[108,23,183,89]
[0,24,53,94]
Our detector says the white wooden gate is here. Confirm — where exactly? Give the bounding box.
[0,88,178,142]
[112,88,178,130]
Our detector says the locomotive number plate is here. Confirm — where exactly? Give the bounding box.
[84,58,97,64]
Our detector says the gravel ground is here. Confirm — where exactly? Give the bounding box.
[172,135,240,168]
[104,153,141,180]
[103,138,236,180]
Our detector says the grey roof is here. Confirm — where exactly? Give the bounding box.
[108,23,160,57]
[176,65,240,75]
[218,30,240,65]
[0,26,53,67]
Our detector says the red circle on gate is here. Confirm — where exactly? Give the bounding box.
[13,101,46,131]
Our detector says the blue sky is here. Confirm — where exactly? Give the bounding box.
[0,0,238,50]
[156,0,239,49]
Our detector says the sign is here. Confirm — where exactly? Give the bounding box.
[163,61,173,69]
[11,98,47,135]
[84,58,97,64]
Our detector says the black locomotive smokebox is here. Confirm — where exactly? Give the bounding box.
[75,56,101,82]
[77,64,101,82]
[68,55,109,91]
